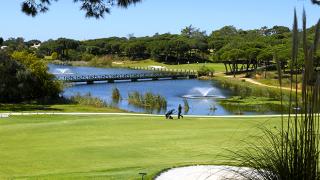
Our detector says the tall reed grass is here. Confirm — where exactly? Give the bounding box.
[183,98,190,113]
[231,10,320,180]
[128,91,167,112]
[112,87,121,102]
[70,93,108,108]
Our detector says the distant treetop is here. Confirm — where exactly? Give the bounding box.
[311,0,320,5]
[21,0,142,18]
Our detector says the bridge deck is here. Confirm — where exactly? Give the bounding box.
[60,72,197,84]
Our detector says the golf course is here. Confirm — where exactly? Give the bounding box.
[0,114,281,179]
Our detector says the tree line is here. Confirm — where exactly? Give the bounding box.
[1,24,319,68]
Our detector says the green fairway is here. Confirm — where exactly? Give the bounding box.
[0,115,280,179]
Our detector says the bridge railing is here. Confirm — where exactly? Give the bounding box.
[130,66,198,74]
[60,71,197,82]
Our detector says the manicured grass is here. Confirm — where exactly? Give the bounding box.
[0,115,281,179]
[0,104,125,113]
[112,59,226,72]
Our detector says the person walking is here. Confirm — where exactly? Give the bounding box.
[178,104,183,119]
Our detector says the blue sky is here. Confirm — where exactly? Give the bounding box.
[1,0,320,41]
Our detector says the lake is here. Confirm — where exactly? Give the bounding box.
[49,64,275,115]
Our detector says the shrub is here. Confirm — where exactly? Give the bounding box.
[198,65,215,76]
[0,51,61,103]
[51,52,58,60]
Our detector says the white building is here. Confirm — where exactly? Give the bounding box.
[0,46,8,50]
[31,43,41,49]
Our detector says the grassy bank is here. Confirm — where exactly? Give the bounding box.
[0,115,280,179]
[214,76,294,101]
[0,103,125,113]
[212,76,299,113]
[252,71,302,90]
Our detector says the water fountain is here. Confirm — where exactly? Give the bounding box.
[182,87,225,99]
[53,68,73,75]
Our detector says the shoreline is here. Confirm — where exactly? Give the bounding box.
[0,112,289,118]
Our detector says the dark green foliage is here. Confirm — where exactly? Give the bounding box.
[38,38,80,60]
[0,53,35,102]
[0,52,61,103]
[22,24,320,68]
[0,37,3,46]
[2,37,26,52]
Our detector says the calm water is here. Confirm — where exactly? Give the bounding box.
[48,64,274,115]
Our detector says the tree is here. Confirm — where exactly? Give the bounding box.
[3,37,26,50]
[245,48,260,61]
[0,51,60,102]
[53,38,80,59]
[21,0,142,18]
[11,51,61,99]
[0,52,35,102]
[123,40,147,59]
[0,37,3,46]
[181,25,206,39]
[208,26,238,51]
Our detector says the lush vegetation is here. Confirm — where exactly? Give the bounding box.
[214,76,293,101]
[0,51,61,103]
[128,91,167,112]
[1,24,308,68]
[231,10,320,179]
[0,115,281,179]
